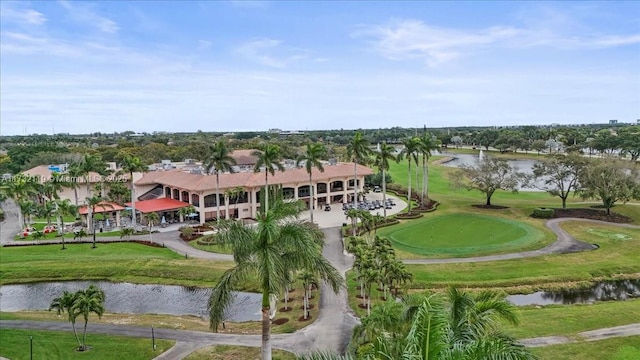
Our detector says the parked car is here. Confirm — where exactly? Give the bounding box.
[373,186,381,193]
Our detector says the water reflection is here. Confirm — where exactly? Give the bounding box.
[508,280,640,306]
[0,281,261,322]
[440,152,543,191]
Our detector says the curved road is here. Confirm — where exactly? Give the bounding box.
[3,203,640,358]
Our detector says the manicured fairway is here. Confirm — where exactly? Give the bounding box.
[404,221,640,291]
[0,328,174,360]
[185,345,295,360]
[378,213,545,257]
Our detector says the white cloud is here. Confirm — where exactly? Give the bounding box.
[234,38,308,68]
[0,3,47,25]
[58,0,119,33]
[355,19,640,66]
[198,40,212,51]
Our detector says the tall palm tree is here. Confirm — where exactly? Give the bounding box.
[251,144,284,215]
[78,155,107,234]
[71,285,105,351]
[54,199,77,250]
[298,270,319,320]
[203,142,237,225]
[373,142,398,219]
[399,137,420,214]
[208,199,344,360]
[5,174,38,227]
[144,211,160,227]
[296,143,327,223]
[120,155,147,229]
[49,290,82,348]
[66,162,84,206]
[85,196,112,249]
[346,132,371,208]
[419,133,440,204]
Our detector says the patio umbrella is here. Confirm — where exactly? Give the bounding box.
[105,218,110,228]
[161,216,166,224]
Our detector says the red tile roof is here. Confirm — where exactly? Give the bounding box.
[134,162,373,193]
[78,202,125,215]
[126,198,191,213]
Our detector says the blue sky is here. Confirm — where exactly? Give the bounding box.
[1,1,639,135]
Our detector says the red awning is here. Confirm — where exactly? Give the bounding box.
[126,198,191,213]
[78,202,125,215]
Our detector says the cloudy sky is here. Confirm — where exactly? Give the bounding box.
[1,1,639,135]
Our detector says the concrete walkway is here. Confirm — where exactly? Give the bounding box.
[0,200,21,245]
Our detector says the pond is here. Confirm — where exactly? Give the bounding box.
[440,152,544,191]
[507,279,640,306]
[0,281,261,322]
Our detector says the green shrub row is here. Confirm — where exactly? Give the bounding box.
[532,207,555,219]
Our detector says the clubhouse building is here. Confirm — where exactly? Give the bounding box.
[134,161,373,224]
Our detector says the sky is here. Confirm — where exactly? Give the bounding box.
[1,1,639,135]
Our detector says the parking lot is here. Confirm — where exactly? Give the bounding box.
[299,192,407,228]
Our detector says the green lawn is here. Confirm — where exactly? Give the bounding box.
[378,213,546,257]
[506,299,640,339]
[0,242,244,289]
[404,221,640,291]
[188,239,233,255]
[0,328,174,360]
[185,345,295,360]
[531,336,640,360]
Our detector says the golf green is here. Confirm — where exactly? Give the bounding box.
[378,213,545,257]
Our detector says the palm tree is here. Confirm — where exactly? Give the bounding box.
[71,285,105,351]
[85,196,112,249]
[49,290,82,348]
[54,199,77,250]
[144,211,160,227]
[203,142,237,225]
[346,131,370,208]
[345,208,360,236]
[208,199,344,360]
[296,143,327,223]
[357,288,536,360]
[419,133,440,204]
[5,175,38,227]
[373,142,398,219]
[120,155,147,229]
[252,144,284,215]
[178,205,196,222]
[399,137,420,214]
[17,199,37,228]
[298,270,319,320]
[66,162,84,205]
[78,155,107,234]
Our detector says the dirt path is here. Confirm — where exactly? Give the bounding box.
[403,217,639,264]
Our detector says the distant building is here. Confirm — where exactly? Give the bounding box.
[609,120,618,125]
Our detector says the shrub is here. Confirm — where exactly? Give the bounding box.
[180,227,194,238]
[532,207,555,219]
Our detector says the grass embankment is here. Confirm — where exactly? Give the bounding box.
[0,328,174,360]
[532,336,640,360]
[377,213,547,258]
[507,299,640,339]
[0,243,241,289]
[188,239,233,255]
[185,345,295,360]
[404,221,640,292]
